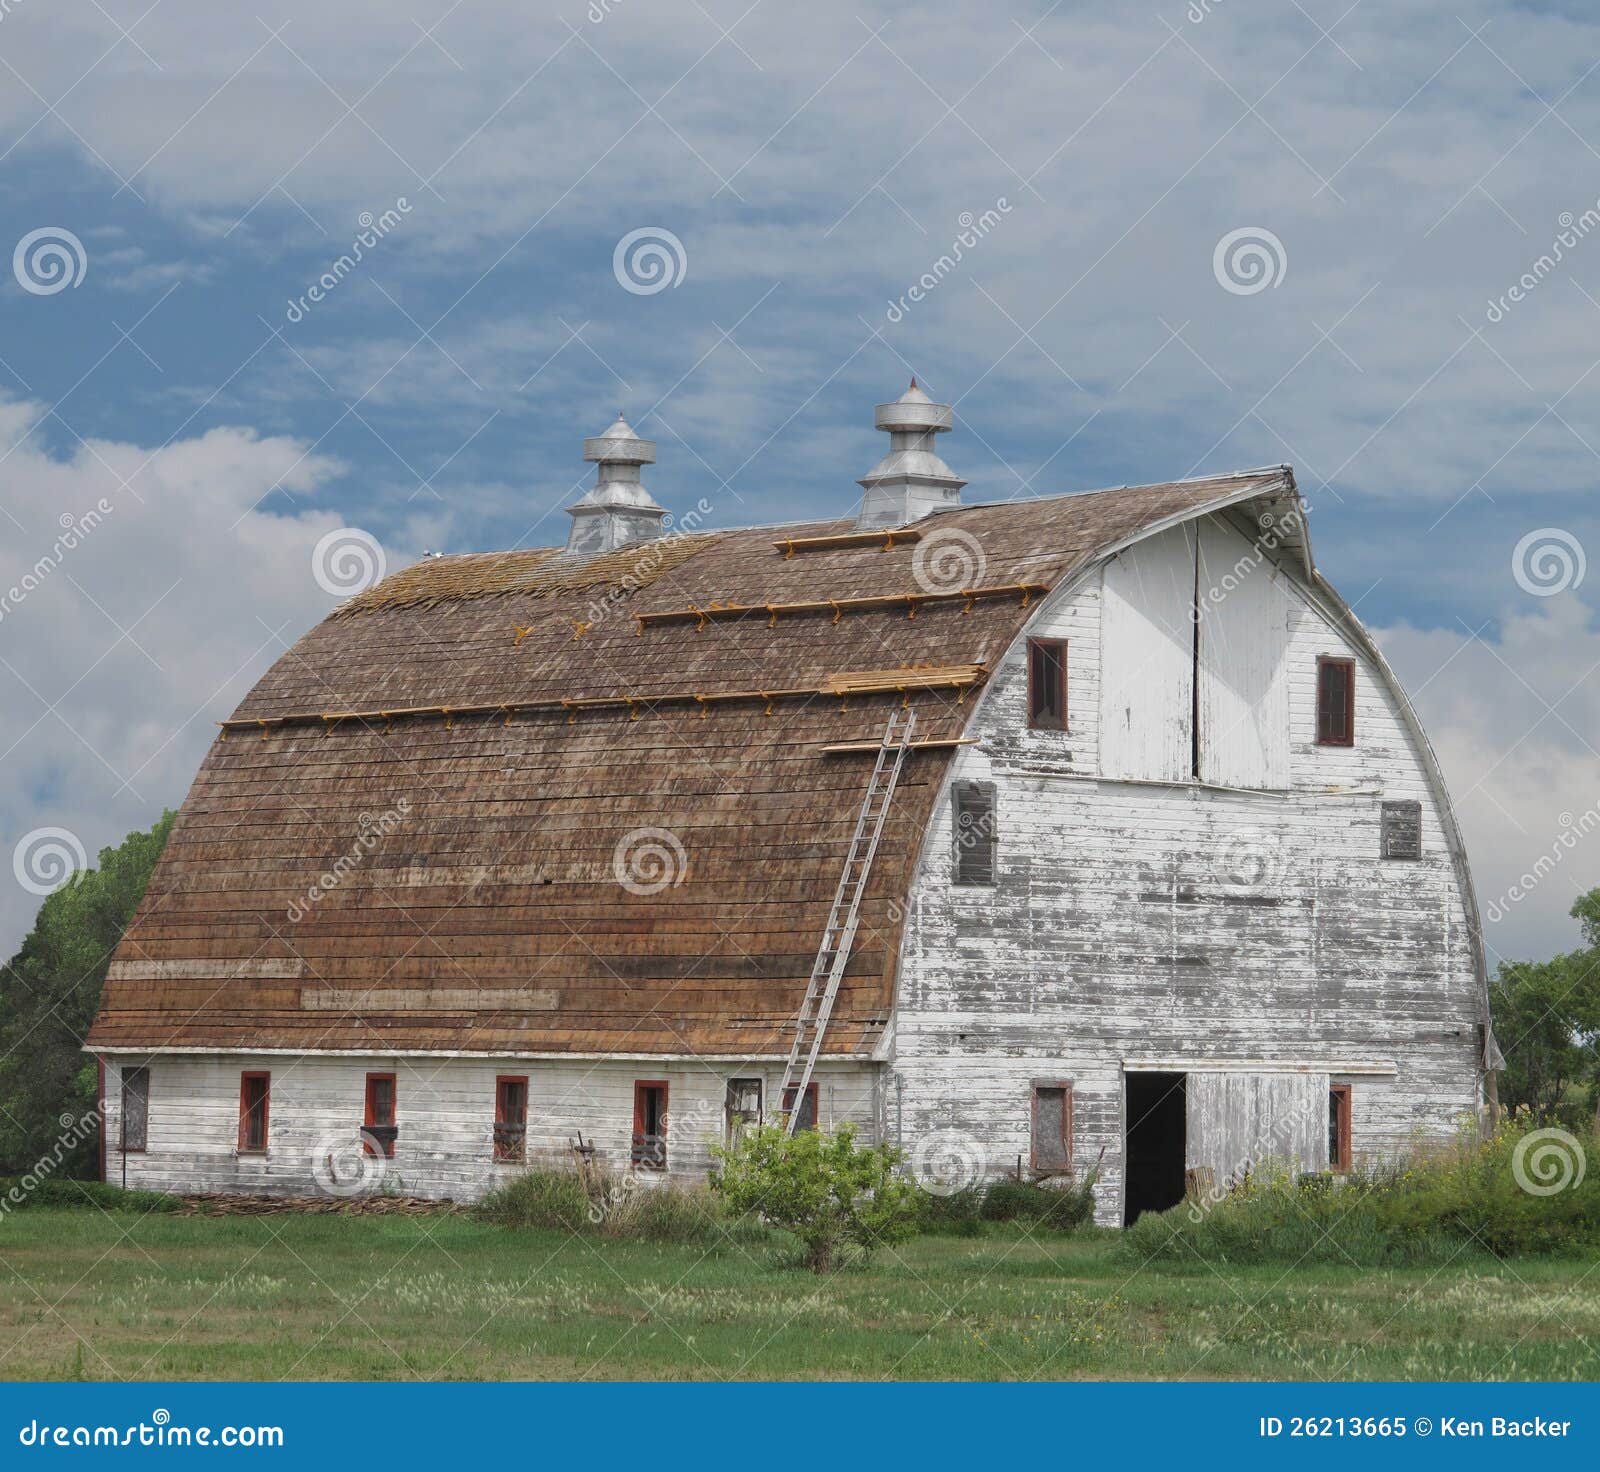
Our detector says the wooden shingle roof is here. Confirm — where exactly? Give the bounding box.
[88,470,1290,1060]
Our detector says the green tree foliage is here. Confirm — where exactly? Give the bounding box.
[0,812,173,1176]
[1492,888,1600,1128]
[711,1123,921,1272]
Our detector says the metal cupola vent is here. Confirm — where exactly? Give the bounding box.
[564,412,668,555]
[854,378,967,530]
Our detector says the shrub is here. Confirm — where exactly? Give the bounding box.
[712,1124,921,1271]
[1122,1120,1600,1267]
[980,1175,1098,1229]
[0,1177,180,1215]
[475,1164,762,1246]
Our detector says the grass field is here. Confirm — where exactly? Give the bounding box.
[0,1208,1596,1380]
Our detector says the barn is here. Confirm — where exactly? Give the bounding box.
[86,382,1498,1224]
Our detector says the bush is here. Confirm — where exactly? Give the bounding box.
[475,1164,763,1246]
[1123,1120,1600,1267]
[712,1124,921,1271]
[0,1177,180,1215]
[980,1176,1098,1229]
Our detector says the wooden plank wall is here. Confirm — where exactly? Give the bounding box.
[893,514,1482,1226]
[102,1054,882,1198]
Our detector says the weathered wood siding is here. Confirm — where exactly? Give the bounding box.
[102,1055,880,1199]
[1185,1070,1329,1186]
[892,514,1482,1226]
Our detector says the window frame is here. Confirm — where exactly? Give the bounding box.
[952,780,998,887]
[493,1074,528,1163]
[237,1071,271,1155]
[120,1065,149,1154]
[1329,1083,1353,1172]
[364,1071,398,1159]
[1026,637,1068,731]
[1315,656,1356,747]
[724,1076,762,1143]
[1030,1078,1073,1174]
[632,1080,669,1171]
[781,1081,820,1133]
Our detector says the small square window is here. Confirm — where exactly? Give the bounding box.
[781,1082,819,1133]
[632,1081,668,1170]
[1031,1082,1072,1173]
[1380,800,1422,860]
[725,1077,762,1143]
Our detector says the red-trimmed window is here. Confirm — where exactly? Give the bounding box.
[364,1072,397,1158]
[1028,638,1067,730]
[1329,1084,1353,1172]
[632,1081,668,1170]
[1031,1081,1072,1173]
[494,1076,528,1162]
[237,1072,270,1154]
[781,1082,819,1133]
[1316,657,1355,746]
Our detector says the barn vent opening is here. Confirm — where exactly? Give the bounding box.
[1124,1071,1186,1225]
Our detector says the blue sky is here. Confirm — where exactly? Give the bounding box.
[0,0,1596,968]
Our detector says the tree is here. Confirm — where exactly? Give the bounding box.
[0,812,173,1176]
[711,1123,921,1272]
[1491,888,1600,1128]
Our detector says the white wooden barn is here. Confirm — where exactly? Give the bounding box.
[88,383,1497,1224]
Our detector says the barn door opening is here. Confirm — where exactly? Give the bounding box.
[1124,1071,1186,1225]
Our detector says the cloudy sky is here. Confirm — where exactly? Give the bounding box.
[0,0,1595,970]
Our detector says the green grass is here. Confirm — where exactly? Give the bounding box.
[0,1206,1596,1380]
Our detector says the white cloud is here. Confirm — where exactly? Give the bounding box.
[1374,595,1600,968]
[0,399,427,956]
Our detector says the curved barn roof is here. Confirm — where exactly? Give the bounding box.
[89,468,1295,1060]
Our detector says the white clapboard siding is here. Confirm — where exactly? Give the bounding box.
[895,511,1482,1226]
[108,1055,881,1200]
[1196,521,1293,789]
[1186,1070,1329,1186]
[1098,524,1195,783]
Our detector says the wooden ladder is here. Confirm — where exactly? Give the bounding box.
[776,706,918,1134]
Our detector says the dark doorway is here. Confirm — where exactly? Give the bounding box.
[1124,1071,1187,1225]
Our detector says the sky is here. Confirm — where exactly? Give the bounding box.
[0,0,1595,972]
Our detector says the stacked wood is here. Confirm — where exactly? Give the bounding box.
[171,1193,459,1217]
